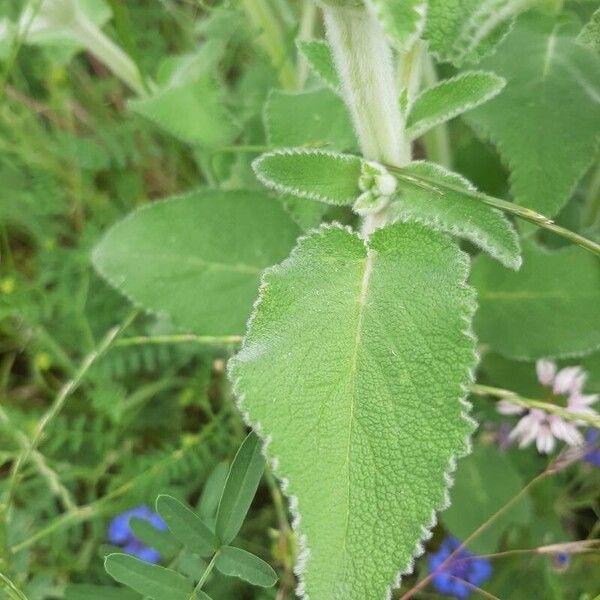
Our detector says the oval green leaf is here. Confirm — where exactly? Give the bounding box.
[215,546,278,588]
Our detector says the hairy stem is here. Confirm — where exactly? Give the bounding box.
[472,383,600,429]
[324,5,411,235]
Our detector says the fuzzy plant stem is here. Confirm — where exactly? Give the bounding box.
[324,5,410,235]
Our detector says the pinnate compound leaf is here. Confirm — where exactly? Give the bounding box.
[229,222,477,600]
[156,495,219,557]
[424,0,529,66]
[216,432,265,545]
[406,71,506,140]
[471,241,600,359]
[93,190,300,337]
[215,546,278,587]
[297,39,340,91]
[365,0,426,49]
[442,445,532,554]
[265,88,356,150]
[104,554,192,600]
[391,161,521,269]
[466,12,600,218]
[578,7,600,52]
[253,150,362,205]
[129,75,237,146]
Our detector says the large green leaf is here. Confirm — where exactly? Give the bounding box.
[406,71,506,140]
[391,161,521,269]
[442,444,532,554]
[424,0,529,66]
[466,12,600,218]
[104,554,192,600]
[93,190,300,336]
[229,222,477,600]
[215,546,278,587]
[265,88,356,150]
[471,241,600,359]
[129,75,237,146]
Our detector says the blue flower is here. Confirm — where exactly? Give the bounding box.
[107,506,167,563]
[584,429,600,467]
[428,536,492,599]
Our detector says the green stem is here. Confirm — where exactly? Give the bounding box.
[241,0,296,91]
[471,383,600,429]
[324,5,412,235]
[115,334,242,347]
[0,572,30,600]
[191,550,220,598]
[387,164,600,257]
[297,0,318,89]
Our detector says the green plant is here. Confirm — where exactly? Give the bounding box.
[1,0,600,599]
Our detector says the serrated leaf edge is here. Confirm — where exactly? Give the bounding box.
[365,0,428,51]
[228,221,479,600]
[395,161,522,270]
[406,70,506,140]
[252,148,360,205]
[296,39,341,94]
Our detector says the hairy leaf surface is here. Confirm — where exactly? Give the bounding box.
[406,71,505,140]
[365,0,426,49]
[93,191,300,336]
[230,222,477,600]
[424,0,529,66]
[391,162,521,269]
[579,7,600,52]
[471,241,600,359]
[253,149,361,205]
[466,12,600,217]
[297,39,340,91]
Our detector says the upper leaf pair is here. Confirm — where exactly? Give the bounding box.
[254,148,521,269]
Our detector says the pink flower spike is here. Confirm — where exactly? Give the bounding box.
[553,366,586,396]
[536,425,555,454]
[536,359,557,386]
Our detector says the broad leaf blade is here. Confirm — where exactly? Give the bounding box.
[391,161,521,269]
[265,88,356,150]
[466,12,600,218]
[365,0,426,49]
[215,432,265,545]
[297,39,340,91]
[92,190,300,336]
[406,71,506,140]
[471,241,600,359]
[215,546,278,588]
[156,495,219,557]
[253,150,361,205]
[229,223,477,600]
[104,554,192,600]
[129,75,237,146]
[425,0,529,66]
[129,518,180,556]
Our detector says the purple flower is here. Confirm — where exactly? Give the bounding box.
[428,537,492,598]
[107,506,167,563]
[584,429,600,467]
